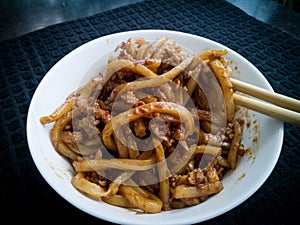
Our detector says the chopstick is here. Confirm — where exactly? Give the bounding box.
[231,78,300,112]
[231,78,300,126]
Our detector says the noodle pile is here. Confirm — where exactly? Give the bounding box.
[40,37,245,213]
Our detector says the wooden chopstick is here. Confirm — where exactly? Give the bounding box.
[233,93,300,126]
[230,78,300,113]
[231,78,300,126]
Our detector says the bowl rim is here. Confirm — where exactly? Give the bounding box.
[26,29,284,225]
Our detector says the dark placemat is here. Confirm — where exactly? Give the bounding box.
[0,0,299,224]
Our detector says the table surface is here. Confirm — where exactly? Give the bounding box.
[0,0,299,41]
[0,0,299,224]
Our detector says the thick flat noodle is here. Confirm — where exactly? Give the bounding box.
[102,102,194,151]
[173,181,223,198]
[40,37,245,213]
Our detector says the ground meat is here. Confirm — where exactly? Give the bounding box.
[187,168,207,186]
[94,102,111,123]
[120,91,139,105]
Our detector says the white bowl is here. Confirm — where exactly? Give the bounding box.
[26,29,284,225]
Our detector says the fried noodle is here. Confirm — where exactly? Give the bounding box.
[40,37,245,213]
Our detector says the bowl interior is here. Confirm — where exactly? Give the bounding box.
[27,30,284,225]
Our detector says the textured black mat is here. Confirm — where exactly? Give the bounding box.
[0,0,299,224]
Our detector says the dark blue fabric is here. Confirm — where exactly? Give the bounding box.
[0,0,299,224]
